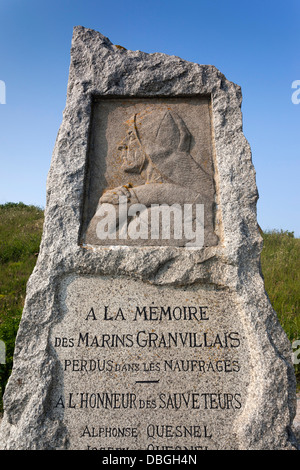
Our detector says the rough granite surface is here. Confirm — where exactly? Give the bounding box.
[0,26,298,450]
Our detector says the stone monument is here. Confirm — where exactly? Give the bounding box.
[0,26,298,450]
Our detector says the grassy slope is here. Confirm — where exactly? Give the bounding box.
[0,203,44,410]
[261,230,300,342]
[0,204,299,411]
[261,230,300,388]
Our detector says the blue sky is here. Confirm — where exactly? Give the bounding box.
[0,0,299,235]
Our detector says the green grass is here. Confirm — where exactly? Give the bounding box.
[0,203,44,411]
[260,229,300,389]
[0,205,299,412]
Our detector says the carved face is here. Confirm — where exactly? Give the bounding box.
[118,129,145,174]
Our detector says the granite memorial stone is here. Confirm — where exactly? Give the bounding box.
[0,26,298,450]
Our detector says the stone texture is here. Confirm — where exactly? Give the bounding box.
[0,26,298,450]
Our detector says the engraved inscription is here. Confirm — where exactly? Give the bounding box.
[51,276,250,450]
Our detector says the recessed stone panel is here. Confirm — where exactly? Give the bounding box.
[83,97,218,248]
[52,275,249,450]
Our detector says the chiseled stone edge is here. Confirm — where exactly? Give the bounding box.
[0,26,297,450]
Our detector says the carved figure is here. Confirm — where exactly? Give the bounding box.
[101,108,212,204]
[87,107,218,246]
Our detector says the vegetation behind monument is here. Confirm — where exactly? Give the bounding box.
[0,202,299,411]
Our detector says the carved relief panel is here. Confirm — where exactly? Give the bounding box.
[82,97,218,247]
